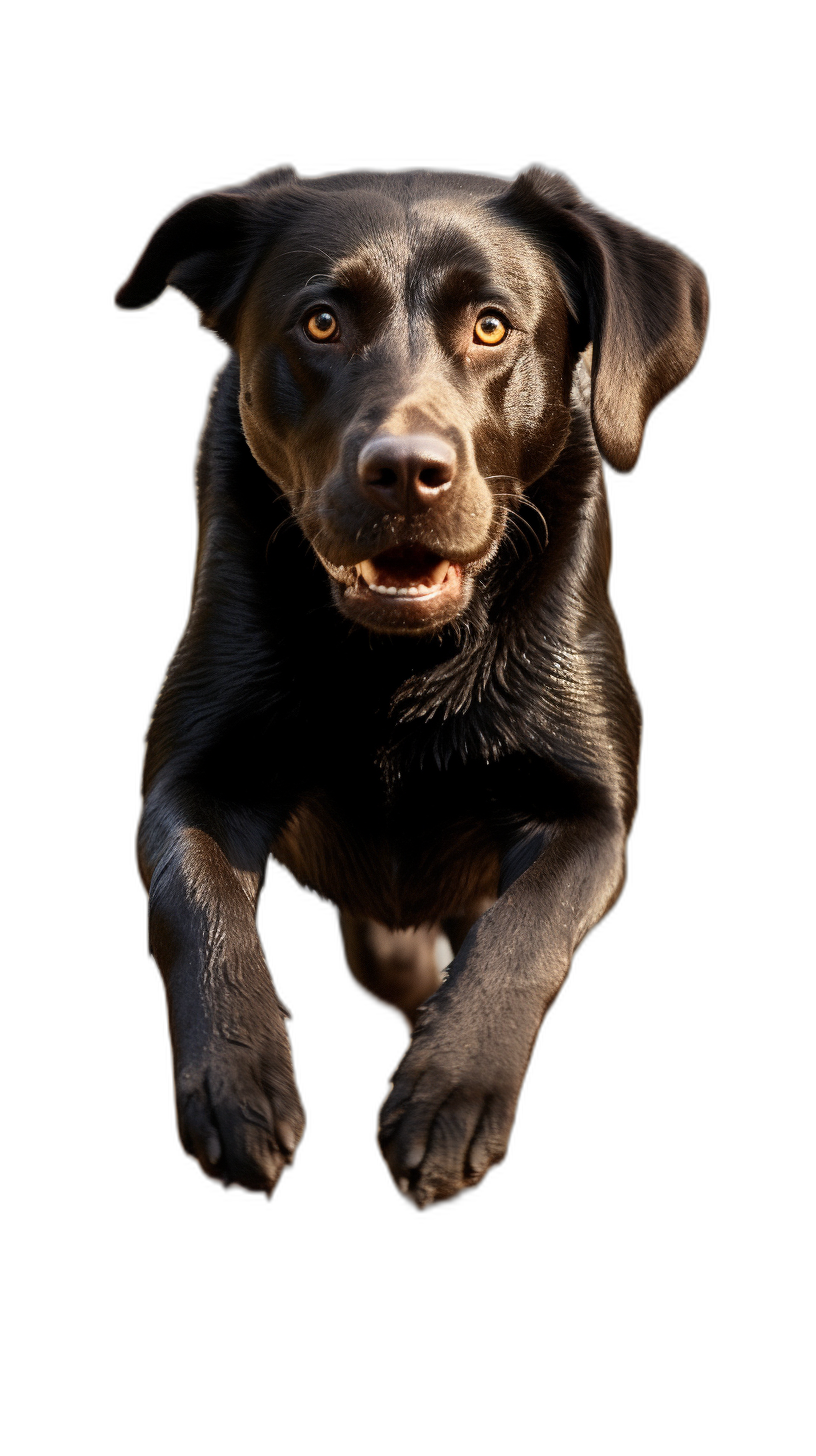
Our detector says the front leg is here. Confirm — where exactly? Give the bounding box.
[378,811,626,1206]
[141,785,305,1194]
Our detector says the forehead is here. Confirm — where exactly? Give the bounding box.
[259,182,555,310]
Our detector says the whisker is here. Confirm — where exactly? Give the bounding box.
[265,513,299,558]
[486,480,549,550]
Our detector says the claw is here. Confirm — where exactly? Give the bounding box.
[276,1120,299,1156]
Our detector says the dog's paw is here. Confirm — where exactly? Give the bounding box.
[378,1010,519,1207]
[175,1043,305,1195]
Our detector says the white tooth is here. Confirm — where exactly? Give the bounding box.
[407,587,419,596]
[386,586,397,595]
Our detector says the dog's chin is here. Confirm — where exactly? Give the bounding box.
[321,545,474,635]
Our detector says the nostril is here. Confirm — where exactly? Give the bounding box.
[367,466,399,487]
[418,464,452,489]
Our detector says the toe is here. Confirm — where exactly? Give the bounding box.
[176,1050,305,1194]
[410,1093,485,1204]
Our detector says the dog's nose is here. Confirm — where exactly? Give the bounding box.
[357,434,456,511]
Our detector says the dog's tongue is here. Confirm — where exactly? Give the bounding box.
[359,547,450,590]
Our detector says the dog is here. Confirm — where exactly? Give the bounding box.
[116,165,707,1206]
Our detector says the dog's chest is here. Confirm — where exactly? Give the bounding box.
[271,777,500,928]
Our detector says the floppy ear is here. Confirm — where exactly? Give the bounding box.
[115,167,297,341]
[502,167,709,471]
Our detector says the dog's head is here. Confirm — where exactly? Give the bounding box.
[118,167,707,635]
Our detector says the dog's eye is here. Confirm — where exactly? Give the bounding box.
[473,313,508,346]
[305,310,339,342]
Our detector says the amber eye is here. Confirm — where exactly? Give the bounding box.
[305,309,338,341]
[474,313,508,346]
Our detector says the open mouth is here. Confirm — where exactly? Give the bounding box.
[355,545,461,601]
[320,543,475,634]
[332,544,466,632]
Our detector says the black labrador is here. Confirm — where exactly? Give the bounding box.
[117,166,707,1206]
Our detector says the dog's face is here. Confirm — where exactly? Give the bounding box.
[117,167,708,635]
[236,188,573,632]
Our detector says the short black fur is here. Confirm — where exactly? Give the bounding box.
[118,165,707,1205]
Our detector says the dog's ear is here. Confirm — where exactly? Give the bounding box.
[502,167,708,471]
[115,167,297,341]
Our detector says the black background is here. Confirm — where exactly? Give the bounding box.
[93,96,740,1304]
